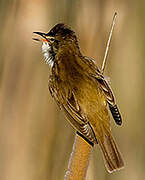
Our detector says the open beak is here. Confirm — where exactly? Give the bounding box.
[33,32,49,42]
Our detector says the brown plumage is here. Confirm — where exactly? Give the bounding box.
[33,23,124,173]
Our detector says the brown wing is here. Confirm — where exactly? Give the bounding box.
[84,56,122,126]
[97,78,122,126]
[83,56,115,105]
[48,75,96,143]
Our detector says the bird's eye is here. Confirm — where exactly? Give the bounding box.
[50,38,55,42]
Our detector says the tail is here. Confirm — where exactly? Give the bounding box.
[98,128,124,173]
[109,104,122,126]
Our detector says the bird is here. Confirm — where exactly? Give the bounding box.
[33,23,124,173]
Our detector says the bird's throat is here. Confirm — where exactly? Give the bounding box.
[41,42,55,67]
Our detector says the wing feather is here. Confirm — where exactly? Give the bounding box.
[84,56,122,126]
[49,75,95,143]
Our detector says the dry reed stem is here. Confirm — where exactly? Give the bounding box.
[64,134,92,180]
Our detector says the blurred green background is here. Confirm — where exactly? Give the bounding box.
[0,0,144,179]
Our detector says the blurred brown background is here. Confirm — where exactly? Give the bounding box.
[0,0,144,179]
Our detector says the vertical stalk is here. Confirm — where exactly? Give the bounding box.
[64,134,92,180]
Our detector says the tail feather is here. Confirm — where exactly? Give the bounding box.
[98,128,124,173]
[109,104,122,126]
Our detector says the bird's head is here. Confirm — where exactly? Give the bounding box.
[33,23,79,67]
